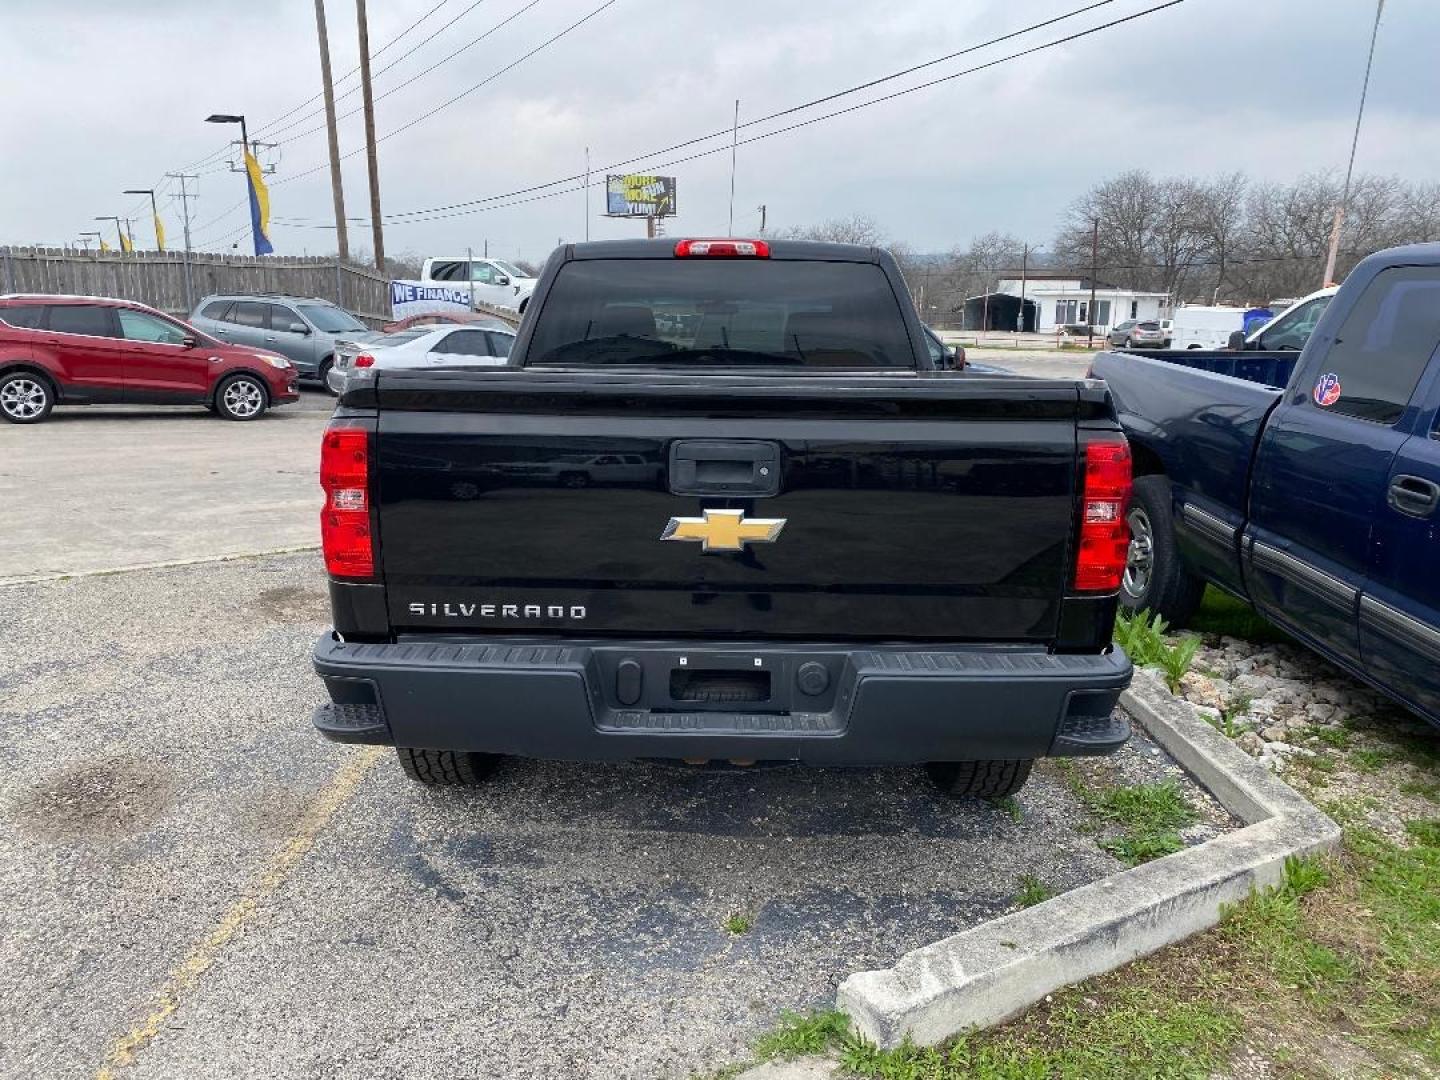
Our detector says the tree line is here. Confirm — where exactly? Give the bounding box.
[781,169,1440,325]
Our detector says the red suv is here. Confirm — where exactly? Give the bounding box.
[0,295,300,424]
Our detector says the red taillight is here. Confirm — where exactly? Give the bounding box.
[674,238,770,258]
[320,427,374,578]
[353,353,375,368]
[1073,437,1132,592]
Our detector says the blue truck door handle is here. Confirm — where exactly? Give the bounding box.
[1388,475,1440,518]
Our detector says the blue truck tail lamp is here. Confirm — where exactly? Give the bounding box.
[1074,436,1133,592]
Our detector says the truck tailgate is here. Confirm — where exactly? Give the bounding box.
[372,372,1097,643]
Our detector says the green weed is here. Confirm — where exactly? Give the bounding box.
[723,912,753,935]
[1015,874,1055,908]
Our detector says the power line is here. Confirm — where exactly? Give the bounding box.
[271,0,619,188]
[174,0,468,176]
[368,0,1157,224]
[288,0,1183,229]
[259,0,505,145]
[250,0,462,139]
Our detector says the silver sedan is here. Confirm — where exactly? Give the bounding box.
[327,324,516,393]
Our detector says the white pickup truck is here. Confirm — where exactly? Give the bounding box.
[418,256,538,313]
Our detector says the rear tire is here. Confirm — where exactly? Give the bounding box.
[0,371,55,424]
[214,373,268,421]
[318,357,338,396]
[1121,474,1206,627]
[926,758,1033,799]
[395,747,500,786]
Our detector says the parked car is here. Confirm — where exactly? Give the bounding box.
[1159,319,1173,347]
[325,323,516,393]
[188,293,373,388]
[1238,286,1338,351]
[1092,243,1440,728]
[380,310,512,334]
[418,257,538,313]
[921,324,966,369]
[0,294,298,423]
[312,237,1135,798]
[1107,320,1165,348]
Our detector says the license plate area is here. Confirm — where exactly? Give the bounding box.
[669,668,771,704]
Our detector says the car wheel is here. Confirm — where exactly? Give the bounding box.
[395,747,500,786]
[318,358,338,396]
[1124,336,1136,348]
[0,371,55,424]
[559,471,589,488]
[214,373,269,421]
[926,759,1033,799]
[1120,474,1206,627]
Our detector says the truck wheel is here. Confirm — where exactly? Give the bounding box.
[926,759,1032,799]
[1121,475,1205,627]
[0,371,55,424]
[214,373,269,421]
[395,747,500,786]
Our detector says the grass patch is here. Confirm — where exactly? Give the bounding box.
[994,796,1022,824]
[1350,747,1388,773]
[1400,778,1440,802]
[1066,772,1199,867]
[1313,726,1352,750]
[1015,874,1055,908]
[1112,610,1202,692]
[723,912,753,935]
[1188,586,1292,645]
[753,1010,850,1061]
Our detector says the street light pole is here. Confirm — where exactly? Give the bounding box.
[166,173,198,310]
[96,215,125,251]
[123,188,162,250]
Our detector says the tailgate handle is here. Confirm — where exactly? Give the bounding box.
[668,440,781,496]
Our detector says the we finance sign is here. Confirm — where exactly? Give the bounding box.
[389,281,475,319]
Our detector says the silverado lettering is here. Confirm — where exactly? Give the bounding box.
[313,238,1136,800]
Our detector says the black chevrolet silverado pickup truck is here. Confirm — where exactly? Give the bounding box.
[312,238,1134,798]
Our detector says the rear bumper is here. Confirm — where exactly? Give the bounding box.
[312,635,1133,764]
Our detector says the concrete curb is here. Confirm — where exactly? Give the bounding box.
[0,546,322,588]
[836,668,1340,1048]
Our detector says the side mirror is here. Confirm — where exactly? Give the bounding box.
[494,274,510,287]
[287,322,311,335]
[181,335,198,349]
[1226,330,1248,351]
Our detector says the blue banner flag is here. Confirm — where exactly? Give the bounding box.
[245,150,274,255]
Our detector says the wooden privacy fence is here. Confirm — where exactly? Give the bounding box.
[0,247,392,326]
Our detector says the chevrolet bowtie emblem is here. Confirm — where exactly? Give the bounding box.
[660,508,786,552]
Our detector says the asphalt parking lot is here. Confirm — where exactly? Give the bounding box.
[2,370,1200,1079]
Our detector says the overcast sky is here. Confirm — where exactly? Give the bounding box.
[2,0,1436,265]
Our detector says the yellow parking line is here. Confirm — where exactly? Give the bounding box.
[94,746,385,1079]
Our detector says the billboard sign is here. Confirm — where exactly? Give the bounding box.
[606,174,677,218]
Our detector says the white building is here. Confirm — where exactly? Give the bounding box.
[984,273,1170,333]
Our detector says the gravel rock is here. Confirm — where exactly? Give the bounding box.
[1235,731,1266,757]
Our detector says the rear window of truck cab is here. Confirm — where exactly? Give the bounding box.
[525,260,914,368]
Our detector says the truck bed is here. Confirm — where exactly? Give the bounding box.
[1091,350,1286,514]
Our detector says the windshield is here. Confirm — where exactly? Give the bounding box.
[1254,294,1333,350]
[527,259,914,369]
[491,260,529,279]
[297,305,367,333]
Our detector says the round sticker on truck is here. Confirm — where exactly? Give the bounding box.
[1313,372,1342,407]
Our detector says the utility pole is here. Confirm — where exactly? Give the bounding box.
[167,172,198,310]
[355,0,386,273]
[314,0,350,263]
[757,204,767,233]
[584,147,591,242]
[1019,243,1029,335]
[1323,0,1385,287]
[727,98,740,237]
[1087,218,1099,349]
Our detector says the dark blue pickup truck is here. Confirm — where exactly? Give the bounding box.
[1094,243,1440,728]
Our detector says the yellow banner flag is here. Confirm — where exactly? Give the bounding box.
[99,238,112,253]
[245,150,274,255]
[154,214,166,252]
[120,230,134,254]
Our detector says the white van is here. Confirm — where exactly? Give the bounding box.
[1168,305,1248,350]
[419,257,538,313]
